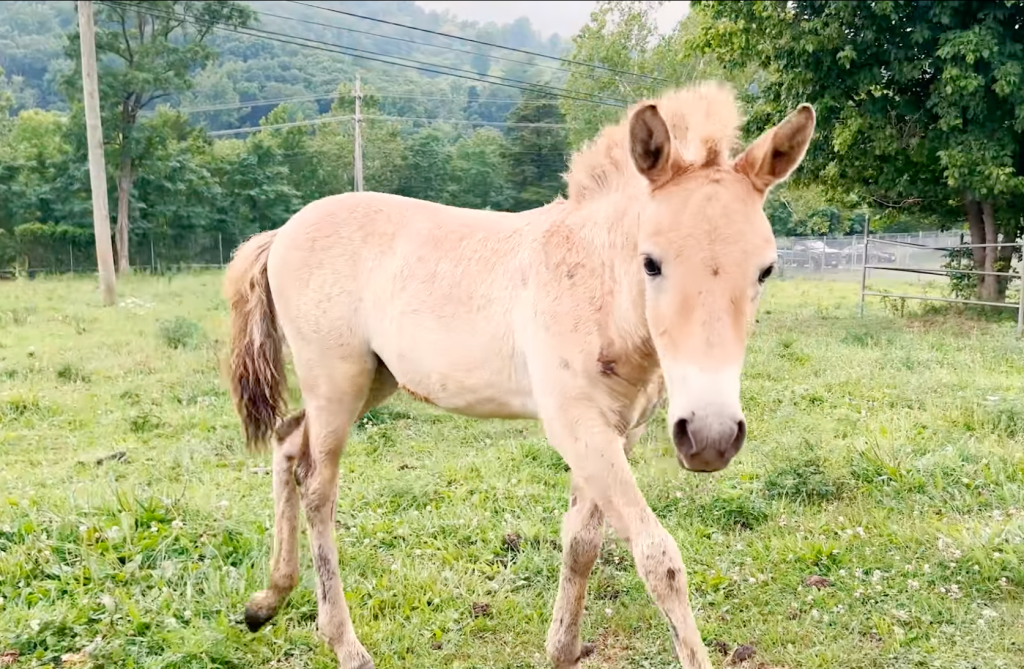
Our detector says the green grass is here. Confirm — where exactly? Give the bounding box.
[1,272,1022,669]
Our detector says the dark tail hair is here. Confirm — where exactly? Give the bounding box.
[223,230,286,451]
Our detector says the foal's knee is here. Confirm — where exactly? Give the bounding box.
[562,503,603,575]
[632,524,688,600]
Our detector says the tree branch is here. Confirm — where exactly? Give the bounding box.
[868,195,922,208]
[139,91,172,109]
[117,6,134,65]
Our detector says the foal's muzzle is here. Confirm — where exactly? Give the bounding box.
[672,413,746,473]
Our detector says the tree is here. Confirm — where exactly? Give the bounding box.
[559,2,734,149]
[396,127,453,203]
[0,66,12,119]
[560,1,665,148]
[62,0,255,272]
[447,128,512,210]
[692,1,1024,303]
[504,90,569,211]
[2,109,70,228]
[132,108,222,265]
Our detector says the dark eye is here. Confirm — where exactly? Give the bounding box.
[643,256,662,277]
[758,264,775,284]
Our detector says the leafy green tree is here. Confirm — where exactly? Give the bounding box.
[447,128,512,210]
[561,1,664,147]
[504,90,568,211]
[61,0,255,272]
[560,2,735,149]
[0,66,12,119]
[396,127,453,203]
[693,0,1024,302]
[0,107,79,233]
[212,136,301,241]
[132,109,222,265]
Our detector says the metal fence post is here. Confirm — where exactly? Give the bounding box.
[219,233,224,267]
[859,215,870,318]
[69,244,74,274]
[1017,237,1023,338]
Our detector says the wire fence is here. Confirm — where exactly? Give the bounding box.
[4,228,1017,292]
[775,230,969,281]
[4,232,241,279]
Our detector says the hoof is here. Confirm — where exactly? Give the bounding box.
[243,603,275,632]
[550,641,596,668]
[343,656,375,669]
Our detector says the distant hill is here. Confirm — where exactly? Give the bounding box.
[0,0,574,129]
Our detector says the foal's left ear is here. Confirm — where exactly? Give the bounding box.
[629,104,681,186]
[734,104,816,193]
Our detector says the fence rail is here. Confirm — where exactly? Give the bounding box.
[852,221,1024,337]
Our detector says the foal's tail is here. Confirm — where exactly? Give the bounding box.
[224,229,286,452]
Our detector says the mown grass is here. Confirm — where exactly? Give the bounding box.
[0,272,1022,669]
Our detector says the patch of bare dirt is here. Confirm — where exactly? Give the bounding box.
[804,575,832,589]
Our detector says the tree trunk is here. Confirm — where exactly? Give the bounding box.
[980,201,999,302]
[963,194,985,271]
[996,239,1016,302]
[116,148,131,273]
[115,97,137,274]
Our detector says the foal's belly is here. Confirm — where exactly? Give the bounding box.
[371,325,538,421]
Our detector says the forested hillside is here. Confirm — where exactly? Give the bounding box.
[0,0,571,126]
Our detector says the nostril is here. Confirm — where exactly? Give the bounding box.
[733,419,747,449]
[673,419,696,455]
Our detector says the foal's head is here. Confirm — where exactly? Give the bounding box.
[628,92,815,473]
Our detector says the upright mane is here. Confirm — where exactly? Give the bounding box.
[564,81,744,203]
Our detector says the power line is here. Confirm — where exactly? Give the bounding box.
[99,2,626,109]
[287,1,675,86]
[207,113,573,137]
[152,92,566,116]
[216,3,579,82]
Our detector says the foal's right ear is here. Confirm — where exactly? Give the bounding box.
[629,104,680,186]
[733,103,816,193]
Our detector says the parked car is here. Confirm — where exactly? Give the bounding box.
[790,240,844,269]
[841,246,897,265]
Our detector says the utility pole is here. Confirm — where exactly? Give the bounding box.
[78,0,116,306]
[353,73,364,192]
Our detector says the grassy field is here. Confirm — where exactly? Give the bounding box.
[0,272,1022,669]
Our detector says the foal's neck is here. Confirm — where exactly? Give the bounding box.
[567,195,655,364]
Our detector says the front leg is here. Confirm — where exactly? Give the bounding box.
[539,397,712,669]
[546,476,603,668]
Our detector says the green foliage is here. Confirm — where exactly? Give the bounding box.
[10,222,93,271]
[691,1,1024,237]
[0,3,584,270]
[0,66,12,118]
[503,90,569,211]
[560,3,739,148]
[396,127,454,202]
[446,128,512,210]
[1,1,572,131]
[0,229,15,268]
[156,316,205,350]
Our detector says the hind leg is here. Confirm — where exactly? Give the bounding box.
[296,354,382,669]
[244,361,396,639]
[244,412,306,631]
